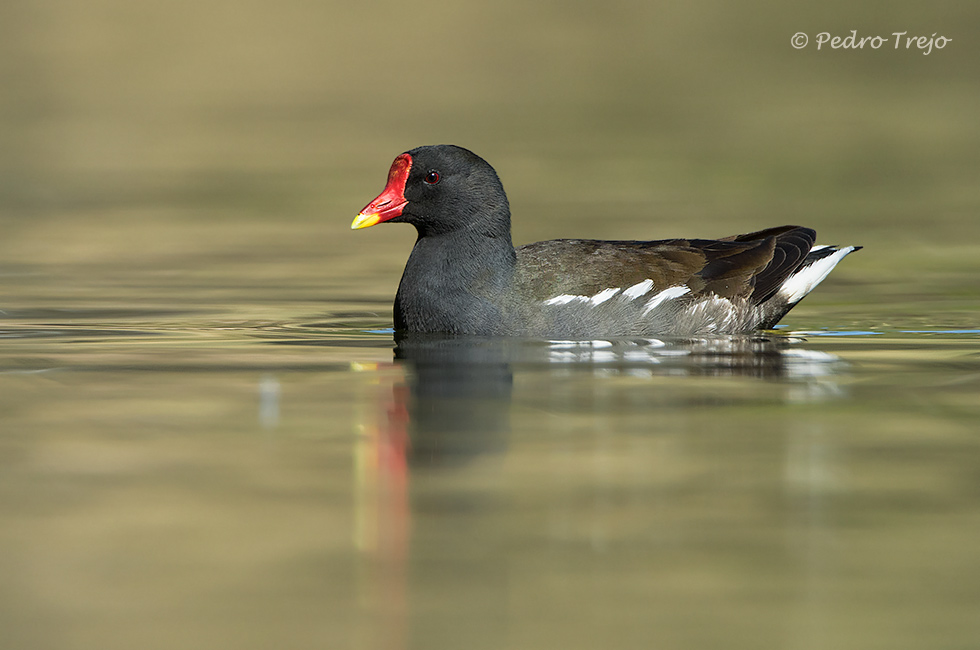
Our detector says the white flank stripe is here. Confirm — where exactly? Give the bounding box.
[545,287,622,307]
[543,294,585,306]
[622,279,655,300]
[778,246,856,304]
[641,286,691,315]
[590,288,621,305]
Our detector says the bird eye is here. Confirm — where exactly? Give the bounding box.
[424,171,440,185]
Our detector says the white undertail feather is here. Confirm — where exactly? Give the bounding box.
[777,246,857,304]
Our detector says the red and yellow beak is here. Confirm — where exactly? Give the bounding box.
[352,153,413,230]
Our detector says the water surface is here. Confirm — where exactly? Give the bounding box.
[2,296,979,649]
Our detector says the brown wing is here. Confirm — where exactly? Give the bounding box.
[719,226,816,302]
[515,226,815,305]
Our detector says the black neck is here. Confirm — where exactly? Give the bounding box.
[394,227,516,335]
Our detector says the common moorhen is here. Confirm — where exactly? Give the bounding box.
[352,145,859,337]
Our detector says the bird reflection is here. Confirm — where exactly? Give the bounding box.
[393,334,514,466]
[392,333,843,465]
[353,332,847,649]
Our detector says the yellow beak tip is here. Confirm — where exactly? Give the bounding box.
[351,213,381,230]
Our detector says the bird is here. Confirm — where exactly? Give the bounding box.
[351,144,859,338]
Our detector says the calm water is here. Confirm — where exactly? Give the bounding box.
[3,2,980,649]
